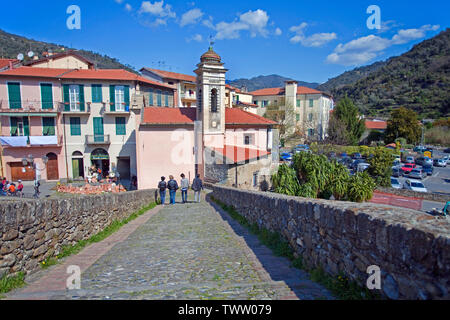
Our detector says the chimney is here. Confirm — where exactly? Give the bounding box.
[33,55,39,61]
[8,60,13,70]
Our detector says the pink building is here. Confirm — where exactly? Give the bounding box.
[0,69,66,181]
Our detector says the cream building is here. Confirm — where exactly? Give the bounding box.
[250,81,333,141]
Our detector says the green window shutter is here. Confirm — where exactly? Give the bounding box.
[40,84,53,109]
[63,85,70,111]
[157,90,162,107]
[92,85,102,103]
[42,117,55,136]
[149,89,153,106]
[109,85,115,111]
[79,85,85,111]
[10,117,18,136]
[296,114,300,121]
[23,117,29,136]
[309,99,314,107]
[165,92,169,107]
[115,117,126,135]
[296,99,300,107]
[8,82,22,109]
[93,117,104,142]
[124,85,130,109]
[70,117,81,136]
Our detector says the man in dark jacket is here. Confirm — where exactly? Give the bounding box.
[167,175,179,205]
[158,176,167,205]
[192,174,203,203]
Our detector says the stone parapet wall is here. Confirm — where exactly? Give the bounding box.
[376,187,450,203]
[0,189,157,276]
[209,185,450,300]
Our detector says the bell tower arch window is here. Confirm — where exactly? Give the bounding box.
[211,88,218,113]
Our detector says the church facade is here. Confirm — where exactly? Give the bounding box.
[135,47,279,190]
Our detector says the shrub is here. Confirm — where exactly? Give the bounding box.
[347,172,376,202]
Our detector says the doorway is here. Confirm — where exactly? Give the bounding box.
[46,152,59,180]
[72,151,84,180]
[91,148,109,178]
[10,162,35,181]
[117,157,131,181]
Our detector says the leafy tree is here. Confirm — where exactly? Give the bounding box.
[366,147,395,187]
[264,99,296,140]
[328,96,365,145]
[385,107,421,144]
[271,164,300,196]
[347,172,377,203]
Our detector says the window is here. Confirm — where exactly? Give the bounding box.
[263,100,269,108]
[253,172,258,187]
[115,86,125,111]
[70,117,81,136]
[165,92,169,107]
[211,89,218,113]
[91,84,102,103]
[253,101,258,106]
[40,83,53,109]
[157,90,162,107]
[236,95,240,102]
[8,82,21,109]
[296,99,300,107]
[308,113,313,122]
[69,85,80,111]
[308,129,315,137]
[42,117,55,136]
[309,99,314,108]
[10,117,26,136]
[296,114,300,121]
[115,117,126,135]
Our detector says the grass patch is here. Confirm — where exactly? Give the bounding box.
[210,196,381,300]
[41,201,157,269]
[0,272,26,295]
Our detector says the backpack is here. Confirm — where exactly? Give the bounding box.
[168,180,178,190]
[158,181,167,191]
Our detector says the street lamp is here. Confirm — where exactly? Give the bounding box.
[22,155,49,183]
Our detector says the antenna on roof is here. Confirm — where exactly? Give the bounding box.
[209,35,215,49]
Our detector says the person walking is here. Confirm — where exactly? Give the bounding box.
[158,176,167,205]
[17,180,24,197]
[167,175,178,205]
[192,174,203,203]
[180,174,189,204]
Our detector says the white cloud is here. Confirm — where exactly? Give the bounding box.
[327,24,440,66]
[202,16,215,29]
[138,1,176,27]
[275,28,282,36]
[180,8,204,27]
[125,3,132,11]
[186,34,203,42]
[289,22,336,47]
[213,9,271,40]
[115,0,124,3]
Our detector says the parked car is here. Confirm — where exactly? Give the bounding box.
[392,166,402,177]
[413,146,426,153]
[404,179,428,193]
[422,165,434,176]
[352,152,362,159]
[442,156,449,166]
[392,159,401,167]
[405,156,415,164]
[356,162,370,172]
[295,144,310,150]
[390,177,402,189]
[280,152,293,161]
[416,156,433,167]
[434,158,446,167]
[351,159,366,170]
[394,154,401,162]
[444,148,450,154]
[401,163,416,175]
[409,168,426,180]
[339,157,353,167]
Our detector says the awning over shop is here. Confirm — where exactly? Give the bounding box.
[0,136,28,147]
[29,136,58,146]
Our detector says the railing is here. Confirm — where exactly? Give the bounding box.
[0,135,63,147]
[85,134,111,145]
[0,100,61,112]
[181,92,196,100]
[60,102,91,113]
[104,103,130,113]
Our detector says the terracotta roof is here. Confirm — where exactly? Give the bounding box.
[250,86,324,96]
[234,101,258,108]
[0,59,19,69]
[141,68,196,83]
[0,67,174,89]
[365,120,387,130]
[250,87,284,96]
[225,108,277,125]
[142,107,197,125]
[0,66,73,78]
[141,107,276,126]
[213,145,271,163]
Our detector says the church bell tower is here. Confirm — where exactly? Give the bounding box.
[194,44,227,148]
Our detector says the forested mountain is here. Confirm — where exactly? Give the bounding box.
[228,74,319,92]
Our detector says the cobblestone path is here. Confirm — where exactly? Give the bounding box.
[9,192,333,300]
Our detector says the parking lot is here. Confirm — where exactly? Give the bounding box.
[394,165,450,195]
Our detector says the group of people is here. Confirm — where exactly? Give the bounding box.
[158,174,204,205]
[0,178,24,197]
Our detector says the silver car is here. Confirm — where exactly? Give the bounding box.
[433,159,446,167]
[409,168,426,180]
[390,177,402,189]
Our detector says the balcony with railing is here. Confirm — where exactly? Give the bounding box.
[85,134,111,145]
[0,135,63,148]
[180,91,196,101]
[103,102,131,115]
[60,102,91,114]
[0,99,61,113]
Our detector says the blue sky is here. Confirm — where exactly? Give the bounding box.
[0,0,448,83]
